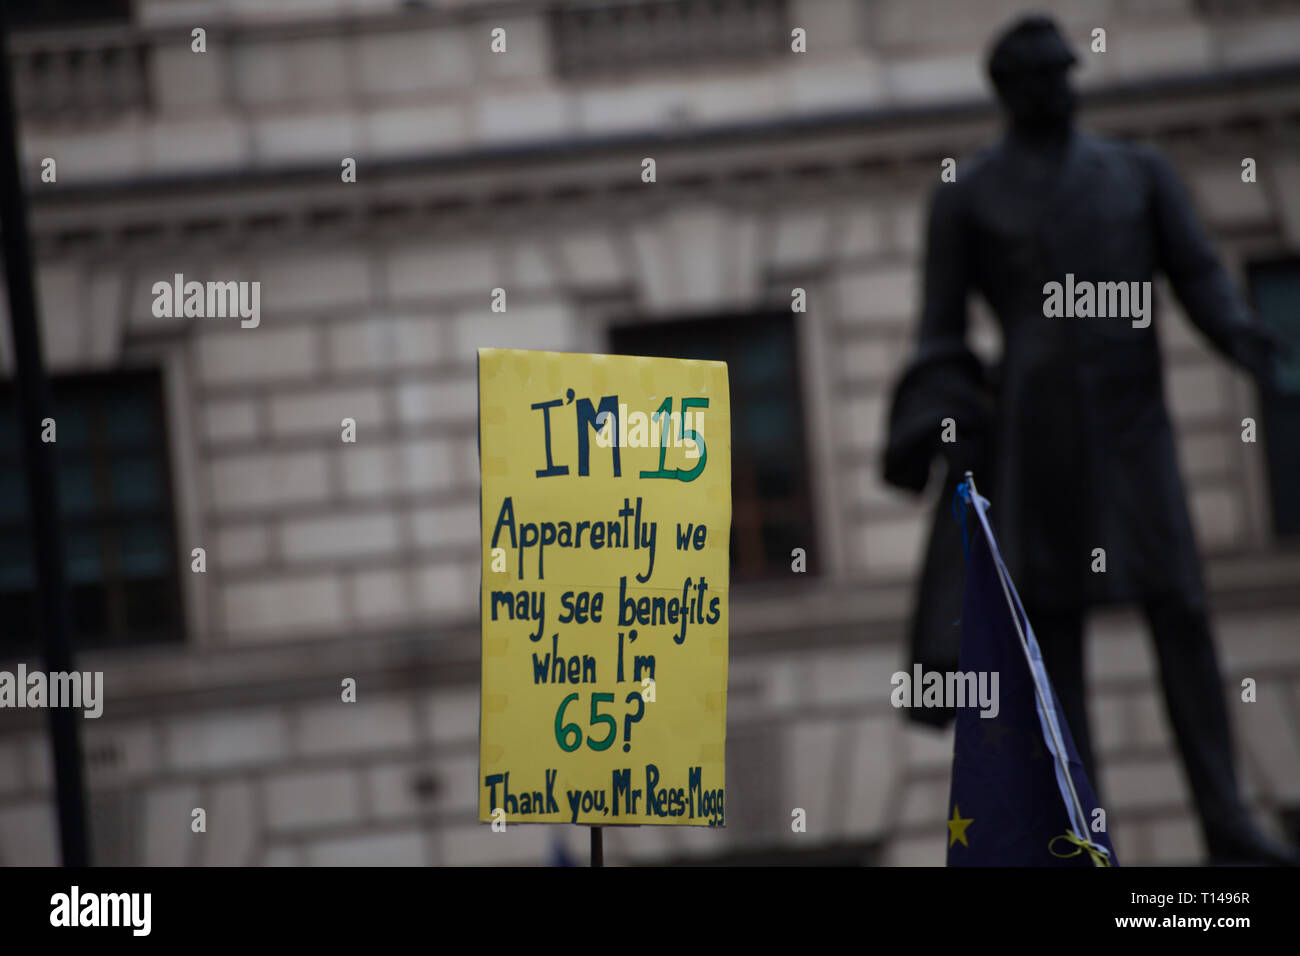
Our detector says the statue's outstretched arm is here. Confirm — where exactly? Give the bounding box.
[1147,148,1284,383]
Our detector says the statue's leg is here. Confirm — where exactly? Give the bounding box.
[1143,595,1297,863]
[1030,604,1098,791]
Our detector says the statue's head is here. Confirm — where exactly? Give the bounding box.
[987,14,1078,135]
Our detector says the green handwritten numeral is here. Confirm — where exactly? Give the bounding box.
[555,693,581,752]
[678,397,708,482]
[638,395,709,481]
[639,397,676,479]
[587,693,616,751]
[556,692,620,752]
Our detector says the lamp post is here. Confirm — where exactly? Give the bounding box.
[0,6,91,867]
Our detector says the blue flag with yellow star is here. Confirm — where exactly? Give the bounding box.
[946,478,1117,867]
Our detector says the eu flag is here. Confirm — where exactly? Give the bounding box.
[946,477,1117,867]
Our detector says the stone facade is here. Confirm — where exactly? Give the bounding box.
[2,0,1300,865]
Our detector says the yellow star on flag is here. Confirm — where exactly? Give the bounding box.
[948,804,973,848]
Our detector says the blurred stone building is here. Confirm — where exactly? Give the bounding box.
[2,0,1300,865]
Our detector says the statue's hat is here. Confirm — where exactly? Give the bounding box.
[988,14,1078,77]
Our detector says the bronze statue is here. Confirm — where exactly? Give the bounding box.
[884,14,1296,865]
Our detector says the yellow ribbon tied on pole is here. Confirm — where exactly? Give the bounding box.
[1049,829,1113,867]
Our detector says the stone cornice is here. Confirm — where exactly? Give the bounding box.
[12,1,545,48]
[26,61,1300,259]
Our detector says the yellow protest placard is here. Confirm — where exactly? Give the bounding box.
[477,348,730,827]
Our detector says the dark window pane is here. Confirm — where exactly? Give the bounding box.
[110,457,163,509]
[106,394,159,445]
[741,396,795,451]
[754,462,796,499]
[762,522,807,570]
[64,527,103,584]
[0,534,34,590]
[0,471,26,520]
[739,337,788,386]
[0,413,17,453]
[69,583,108,639]
[49,401,91,448]
[118,521,168,578]
[0,590,34,642]
[123,578,174,636]
[57,462,98,516]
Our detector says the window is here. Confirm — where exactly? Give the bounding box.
[6,1,131,30]
[1247,259,1300,540]
[609,312,817,582]
[0,369,184,651]
[550,0,789,79]
[7,2,145,123]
